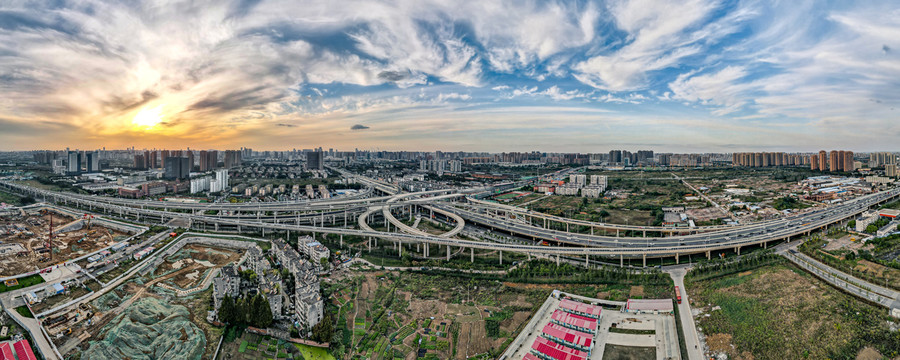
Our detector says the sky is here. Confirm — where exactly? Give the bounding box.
[0,0,898,152]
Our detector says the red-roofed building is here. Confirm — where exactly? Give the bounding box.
[550,310,598,334]
[523,353,542,360]
[0,342,14,360]
[558,299,603,319]
[13,339,38,360]
[530,336,587,360]
[541,323,593,352]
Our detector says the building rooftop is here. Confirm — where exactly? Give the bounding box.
[625,298,674,313]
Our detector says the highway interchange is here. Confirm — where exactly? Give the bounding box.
[1,172,899,264]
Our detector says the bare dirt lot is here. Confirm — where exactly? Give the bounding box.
[156,244,241,289]
[0,212,128,276]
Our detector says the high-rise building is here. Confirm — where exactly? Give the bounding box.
[609,150,622,164]
[589,175,608,190]
[843,151,854,173]
[818,150,827,172]
[305,150,324,170]
[163,157,190,180]
[810,154,819,170]
[886,164,897,178]
[448,160,462,172]
[829,150,839,171]
[569,174,586,185]
[86,151,100,173]
[67,151,81,174]
[224,150,242,168]
[200,150,218,171]
[133,154,145,169]
[160,150,170,168]
[869,152,896,168]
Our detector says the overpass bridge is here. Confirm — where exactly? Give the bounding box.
[2,180,898,266]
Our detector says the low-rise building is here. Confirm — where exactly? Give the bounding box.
[581,185,605,198]
[555,183,581,196]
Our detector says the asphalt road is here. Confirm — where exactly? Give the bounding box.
[668,268,705,360]
[779,246,900,310]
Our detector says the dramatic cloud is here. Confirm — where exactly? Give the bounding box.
[0,0,898,151]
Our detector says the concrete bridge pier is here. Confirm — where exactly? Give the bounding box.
[706,251,710,260]
[585,254,589,267]
[367,238,371,252]
[471,248,474,263]
[642,254,646,267]
[340,234,343,247]
[736,246,741,255]
[620,254,623,267]
[616,229,620,237]
[556,254,560,266]
[499,251,503,265]
[446,245,451,260]
[675,253,679,264]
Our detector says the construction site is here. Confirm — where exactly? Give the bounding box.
[0,209,129,277]
[45,241,249,359]
[152,244,242,290]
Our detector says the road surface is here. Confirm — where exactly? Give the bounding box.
[779,246,900,310]
[668,268,704,360]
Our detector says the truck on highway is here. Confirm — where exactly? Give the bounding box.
[675,286,682,304]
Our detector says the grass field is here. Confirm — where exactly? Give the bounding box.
[601,344,656,360]
[293,343,335,360]
[688,263,900,359]
[0,274,45,293]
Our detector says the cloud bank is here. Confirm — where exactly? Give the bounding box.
[0,0,897,151]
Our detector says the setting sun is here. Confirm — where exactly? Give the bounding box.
[132,105,164,129]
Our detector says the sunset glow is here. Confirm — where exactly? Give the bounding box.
[131,105,165,130]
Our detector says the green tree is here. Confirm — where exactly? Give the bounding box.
[866,224,879,234]
[219,294,236,324]
[311,312,334,343]
[248,294,273,328]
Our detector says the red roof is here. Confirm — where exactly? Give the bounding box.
[0,343,14,360]
[551,310,597,331]
[13,340,37,360]
[531,337,586,360]
[523,354,541,360]
[542,323,593,348]
[559,299,602,317]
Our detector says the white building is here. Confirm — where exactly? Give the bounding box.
[449,160,462,173]
[569,174,586,185]
[589,175,608,190]
[581,185,605,198]
[190,177,210,193]
[556,183,581,196]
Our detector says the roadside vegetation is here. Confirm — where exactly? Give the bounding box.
[689,263,900,359]
[799,234,900,291]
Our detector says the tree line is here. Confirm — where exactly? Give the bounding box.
[218,293,273,329]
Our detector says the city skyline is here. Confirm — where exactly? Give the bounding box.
[1,0,898,151]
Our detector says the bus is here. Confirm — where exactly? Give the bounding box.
[675,286,682,304]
